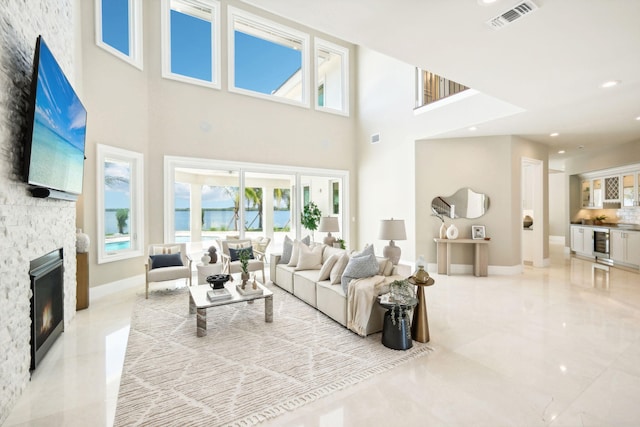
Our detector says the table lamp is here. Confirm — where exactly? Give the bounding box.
[318,216,339,246]
[378,218,406,265]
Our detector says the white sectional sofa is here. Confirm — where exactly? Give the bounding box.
[269,242,402,336]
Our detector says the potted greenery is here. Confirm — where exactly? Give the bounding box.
[301,201,322,241]
[335,238,346,249]
[238,248,251,288]
[388,279,418,335]
[594,214,607,225]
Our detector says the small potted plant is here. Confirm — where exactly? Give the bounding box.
[335,238,346,249]
[388,279,418,335]
[238,248,251,288]
[594,214,607,225]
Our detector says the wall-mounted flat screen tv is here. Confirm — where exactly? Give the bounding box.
[23,35,87,200]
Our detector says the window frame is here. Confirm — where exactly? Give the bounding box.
[94,0,144,70]
[96,144,145,264]
[227,6,310,108]
[314,37,350,116]
[160,0,221,89]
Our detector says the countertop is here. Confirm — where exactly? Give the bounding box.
[570,223,640,232]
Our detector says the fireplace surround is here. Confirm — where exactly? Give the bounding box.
[30,248,64,371]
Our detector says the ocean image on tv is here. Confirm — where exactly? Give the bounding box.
[28,38,87,194]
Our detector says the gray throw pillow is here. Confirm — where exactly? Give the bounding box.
[150,253,183,269]
[279,236,293,264]
[341,253,379,293]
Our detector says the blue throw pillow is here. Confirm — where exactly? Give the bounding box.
[150,253,183,269]
[229,247,254,262]
[341,253,380,294]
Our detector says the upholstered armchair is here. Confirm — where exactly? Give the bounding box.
[145,243,192,299]
[217,239,266,282]
[251,236,271,254]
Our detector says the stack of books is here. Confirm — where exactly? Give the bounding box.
[207,288,231,302]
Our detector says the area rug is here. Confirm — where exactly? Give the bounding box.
[114,284,433,427]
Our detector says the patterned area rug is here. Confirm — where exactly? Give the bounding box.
[114,284,432,427]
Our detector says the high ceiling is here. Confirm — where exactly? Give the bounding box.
[241,0,640,167]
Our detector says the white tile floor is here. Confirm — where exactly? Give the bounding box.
[5,242,640,426]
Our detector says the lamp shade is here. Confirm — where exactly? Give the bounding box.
[378,219,406,241]
[318,216,340,233]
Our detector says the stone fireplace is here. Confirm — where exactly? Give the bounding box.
[29,248,65,371]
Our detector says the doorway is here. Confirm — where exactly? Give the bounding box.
[522,157,545,267]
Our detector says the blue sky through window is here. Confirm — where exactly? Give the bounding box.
[101,0,130,55]
[234,31,301,95]
[170,10,212,81]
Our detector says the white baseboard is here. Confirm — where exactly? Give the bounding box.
[90,274,144,302]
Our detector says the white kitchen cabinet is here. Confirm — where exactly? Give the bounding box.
[571,226,594,256]
[622,173,636,207]
[603,176,620,203]
[610,230,640,267]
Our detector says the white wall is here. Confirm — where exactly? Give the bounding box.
[549,171,566,237]
[0,0,78,421]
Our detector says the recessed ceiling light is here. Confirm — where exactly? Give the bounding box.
[558,150,565,154]
[477,0,498,4]
[636,116,640,121]
[469,126,477,131]
[601,80,620,88]
[550,132,559,137]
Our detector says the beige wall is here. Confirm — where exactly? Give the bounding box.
[79,0,358,286]
[549,172,566,237]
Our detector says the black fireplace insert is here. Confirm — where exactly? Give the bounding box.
[30,248,64,371]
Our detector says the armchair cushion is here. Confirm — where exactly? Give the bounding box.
[229,247,254,261]
[150,245,181,255]
[150,253,184,269]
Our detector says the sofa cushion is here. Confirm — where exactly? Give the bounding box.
[318,253,340,281]
[322,246,345,264]
[287,236,311,267]
[330,253,350,285]
[341,253,380,293]
[295,244,324,271]
[150,245,180,255]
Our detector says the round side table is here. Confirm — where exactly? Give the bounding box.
[196,262,222,285]
[378,296,417,350]
[408,276,435,343]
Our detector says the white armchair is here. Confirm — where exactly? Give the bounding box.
[145,243,192,299]
[217,239,266,282]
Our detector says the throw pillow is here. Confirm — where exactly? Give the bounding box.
[229,247,254,262]
[377,257,394,276]
[295,244,324,271]
[150,253,183,269]
[318,253,340,281]
[330,253,350,285]
[279,235,294,264]
[341,253,380,293]
[151,245,180,255]
[288,239,310,267]
[352,244,374,259]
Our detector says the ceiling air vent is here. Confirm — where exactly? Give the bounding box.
[486,0,538,30]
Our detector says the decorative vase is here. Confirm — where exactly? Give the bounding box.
[439,222,448,239]
[201,252,211,264]
[241,272,249,289]
[76,228,90,253]
[446,224,459,240]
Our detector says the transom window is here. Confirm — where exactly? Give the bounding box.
[161,0,220,88]
[95,0,143,69]
[228,6,309,107]
[314,38,349,116]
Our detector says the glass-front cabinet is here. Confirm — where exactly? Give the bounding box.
[622,173,636,207]
[581,178,602,208]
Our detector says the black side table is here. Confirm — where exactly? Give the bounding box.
[378,296,417,350]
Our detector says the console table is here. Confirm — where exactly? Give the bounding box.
[433,238,489,277]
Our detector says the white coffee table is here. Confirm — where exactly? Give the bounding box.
[188,281,273,337]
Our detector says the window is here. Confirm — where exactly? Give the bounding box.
[97,144,144,263]
[161,0,221,88]
[95,0,143,69]
[228,6,309,107]
[314,38,349,115]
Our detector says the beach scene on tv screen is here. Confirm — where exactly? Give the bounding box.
[29,38,86,194]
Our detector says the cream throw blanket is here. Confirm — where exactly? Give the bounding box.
[347,275,397,336]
